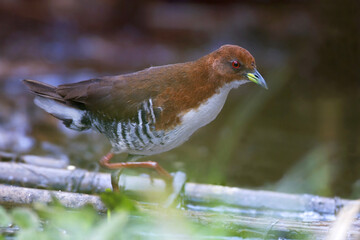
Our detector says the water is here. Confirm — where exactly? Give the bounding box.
[0,1,359,239]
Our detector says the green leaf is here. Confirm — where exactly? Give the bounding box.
[0,206,12,227]
[16,229,48,240]
[100,190,137,212]
[11,208,40,230]
[89,212,129,240]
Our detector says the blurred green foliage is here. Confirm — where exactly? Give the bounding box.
[100,189,138,212]
[0,194,314,240]
[0,195,237,240]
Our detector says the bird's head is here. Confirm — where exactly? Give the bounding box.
[207,44,267,89]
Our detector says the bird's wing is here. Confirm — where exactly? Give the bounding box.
[55,65,184,125]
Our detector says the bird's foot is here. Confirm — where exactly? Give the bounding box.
[100,152,186,206]
[111,169,124,192]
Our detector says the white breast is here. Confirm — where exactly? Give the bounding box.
[135,80,249,155]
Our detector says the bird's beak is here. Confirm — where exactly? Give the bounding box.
[246,69,268,89]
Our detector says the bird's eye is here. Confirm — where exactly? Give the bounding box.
[232,61,240,69]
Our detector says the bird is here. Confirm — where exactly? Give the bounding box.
[23,44,267,191]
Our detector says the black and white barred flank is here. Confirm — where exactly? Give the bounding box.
[35,96,166,154]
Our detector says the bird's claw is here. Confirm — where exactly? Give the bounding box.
[111,169,124,192]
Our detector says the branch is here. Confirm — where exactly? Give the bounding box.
[1,184,359,239]
[0,162,354,215]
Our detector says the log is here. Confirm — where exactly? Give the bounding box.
[0,151,68,169]
[0,184,359,239]
[0,184,106,212]
[0,162,354,215]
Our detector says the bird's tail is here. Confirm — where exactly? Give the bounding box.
[23,79,90,131]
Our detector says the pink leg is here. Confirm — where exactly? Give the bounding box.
[99,152,172,191]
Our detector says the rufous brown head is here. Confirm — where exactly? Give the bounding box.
[207,44,267,89]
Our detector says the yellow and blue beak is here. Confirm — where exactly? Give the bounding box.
[247,69,268,89]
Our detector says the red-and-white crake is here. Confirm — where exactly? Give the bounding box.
[24,44,267,191]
